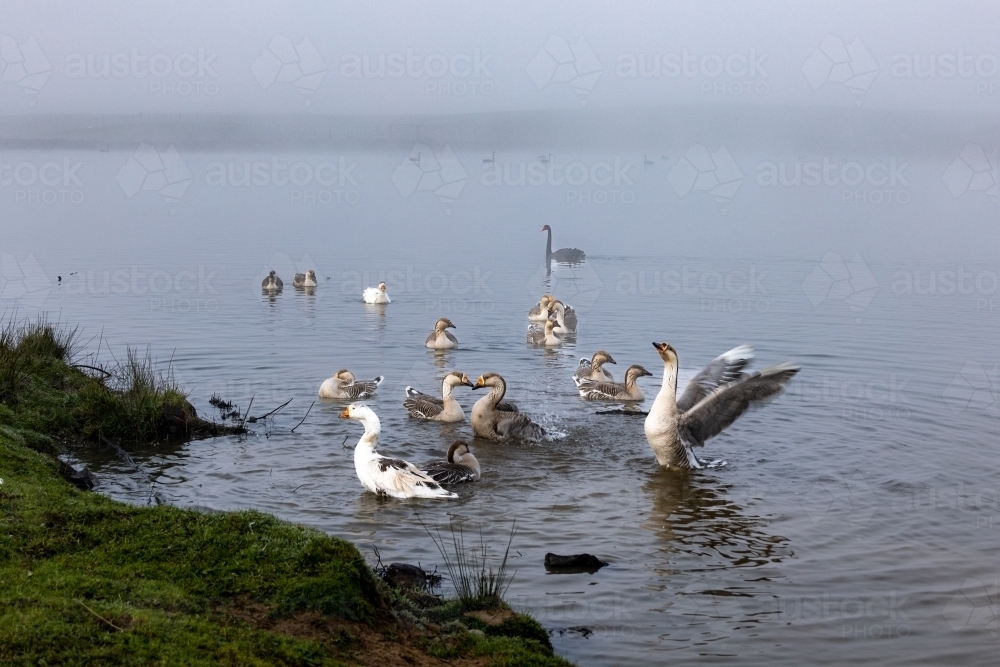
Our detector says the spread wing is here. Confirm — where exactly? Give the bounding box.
[575,377,626,400]
[423,462,478,485]
[679,362,799,446]
[345,375,384,399]
[369,456,447,494]
[495,411,544,439]
[676,345,754,413]
[403,389,444,418]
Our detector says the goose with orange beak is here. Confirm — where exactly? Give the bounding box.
[339,403,456,499]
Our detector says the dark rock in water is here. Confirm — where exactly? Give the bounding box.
[544,552,608,574]
[384,563,428,590]
[58,461,97,490]
[595,408,648,416]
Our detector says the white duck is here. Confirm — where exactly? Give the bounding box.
[403,371,474,422]
[423,441,481,484]
[293,270,318,288]
[318,370,384,400]
[339,404,456,499]
[644,343,799,470]
[363,282,391,304]
[526,318,562,346]
[425,317,458,350]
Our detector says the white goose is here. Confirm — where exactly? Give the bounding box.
[425,317,458,350]
[423,441,481,484]
[644,343,799,470]
[340,404,456,499]
[363,282,391,304]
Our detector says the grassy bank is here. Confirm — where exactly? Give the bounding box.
[0,319,571,666]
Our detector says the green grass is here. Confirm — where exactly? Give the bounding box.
[0,317,574,666]
[0,315,226,446]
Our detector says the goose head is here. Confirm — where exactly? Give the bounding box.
[435,317,456,331]
[544,318,559,335]
[444,371,474,388]
[306,270,317,281]
[335,369,355,384]
[652,342,679,365]
[473,372,505,391]
[378,282,387,292]
[447,440,472,463]
[593,350,616,367]
[339,402,377,422]
[625,365,654,384]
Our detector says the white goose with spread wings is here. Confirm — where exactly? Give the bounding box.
[404,371,474,422]
[423,441,481,485]
[644,343,799,470]
[471,373,545,440]
[363,282,391,304]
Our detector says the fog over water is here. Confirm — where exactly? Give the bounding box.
[1,2,998,665]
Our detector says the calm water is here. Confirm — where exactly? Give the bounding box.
[6,145,999,666]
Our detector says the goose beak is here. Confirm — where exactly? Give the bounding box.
[473,375,485,389]
[461,374,474,387]
[608,356,617,364]
[339,407,350,419]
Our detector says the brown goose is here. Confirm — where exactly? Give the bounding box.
[318,369,384,400]
[292,270,317,288]
[526,318,562,346]
[471,373,545,440]
[528,294,555,322]
[644,343,798,470]
[425,317,458,350]
[575,364,652,401]
[573,350,617,382]
[423,441,481,484]
[550,300,577,334]
[261,270,283,291]
[403,372,474,422]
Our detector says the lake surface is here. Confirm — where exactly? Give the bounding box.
[5,142,999,666]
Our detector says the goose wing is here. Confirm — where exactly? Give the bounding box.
[368,456,451,495]
[423,461,478,485]
[495,400,519,412]
[403,388,444,418]
[575,377,626,400]
[293,272,306,285]
[526,324,544,344]
[495,411,544,439]
[563,305,578,331]
[345,375,384,399]
[679,362,799,446]
[676,345,754,413]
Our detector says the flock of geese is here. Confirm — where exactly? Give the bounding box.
[268,226,801,500]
